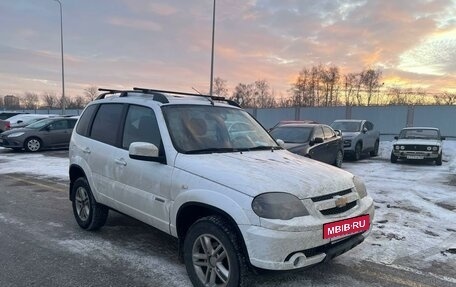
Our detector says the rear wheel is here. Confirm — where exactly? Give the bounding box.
[183,215,249,287]
[72,177,109,230]
[334,150,343,168]
[370,140,379,157]
[24,137,42,152]
[390,152,398,163]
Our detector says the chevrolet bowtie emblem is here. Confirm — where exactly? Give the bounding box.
[335,196,348,208]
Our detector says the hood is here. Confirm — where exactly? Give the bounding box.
[341,131,360,138]
[394,139,441,146]
[174,150,355,199]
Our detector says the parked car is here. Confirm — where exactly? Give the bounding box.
[69,88,374,286]
[268,120,319,131]
[6,114,58,129]
[0,112,29,132]
[330,119,380,160]
[391,127,445,165]
[0,111,27,120]
[269,122,344,167]
[0,117,77,152]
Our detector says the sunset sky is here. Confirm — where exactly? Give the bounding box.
[0,0,455,99]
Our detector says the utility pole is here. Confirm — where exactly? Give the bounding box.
[209,0,216,96]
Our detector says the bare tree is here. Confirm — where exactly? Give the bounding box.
[84,86,99,102]
[441,92,456,105]
[254,79,275,108]
[361,68,382,106]
[321,65,340,106]
[213,77,229,98]
[42,92,57,109]
[22,92,39,109]
[230,83,255,108]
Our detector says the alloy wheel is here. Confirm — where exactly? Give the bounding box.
[75,186,90,221]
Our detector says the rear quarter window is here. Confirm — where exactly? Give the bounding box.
[75,105,98,137]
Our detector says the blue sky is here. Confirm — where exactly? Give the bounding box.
[0,0,455,99]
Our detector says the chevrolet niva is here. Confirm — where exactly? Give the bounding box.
[69,88,374,287]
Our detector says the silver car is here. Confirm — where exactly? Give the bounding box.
[0,117,77,152]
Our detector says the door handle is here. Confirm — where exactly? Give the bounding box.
[83,147,91,154]
[115,158,127,166]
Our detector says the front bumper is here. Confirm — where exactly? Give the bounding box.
[392,150,439,159]
[0,137,24,148]
[239,197,374,270]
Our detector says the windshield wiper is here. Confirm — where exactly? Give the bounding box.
[246,145,282,151]
[185,147,237,154]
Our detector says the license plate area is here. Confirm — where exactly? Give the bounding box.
[407,155,424,159]
[323,214,370,239]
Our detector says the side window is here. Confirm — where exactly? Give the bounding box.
[76,105,98,136]
[122,105,162,150]
[313,126,324,139]
[366,121,374,130]
[90,104,124,146]
[68,119,77,129]
[49,120,68,130]
[322,126,335,139]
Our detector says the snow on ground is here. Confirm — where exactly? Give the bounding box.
[339,140,456,280]
[0,142,455,278]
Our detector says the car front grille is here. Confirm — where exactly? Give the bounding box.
[311,189,352,202]
[403,145,429,151]
[320,201,357,215]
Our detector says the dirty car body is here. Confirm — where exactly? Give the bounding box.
[69,89,374,286]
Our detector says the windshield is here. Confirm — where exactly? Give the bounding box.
[331,121,361,132]
[25,118,54,129]
[162,105,278,153]
[399,129,439,140]
[270,126,312,143]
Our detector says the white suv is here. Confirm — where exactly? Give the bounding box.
[69,88,374,287]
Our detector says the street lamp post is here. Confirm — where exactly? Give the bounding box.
[53,0,65,114]
[209,0,216,97]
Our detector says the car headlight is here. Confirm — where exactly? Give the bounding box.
[353,176,367,199]
[432,146,438,151]
[394,145,400,150]
[426,146,432,151]
[252,192,309,220]
[400,146,405,150]
[7,132,24,138]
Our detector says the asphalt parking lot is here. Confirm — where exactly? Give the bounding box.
[0,147,455,287]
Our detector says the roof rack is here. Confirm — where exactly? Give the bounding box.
[133,87,241,107]
[96,87,240,107]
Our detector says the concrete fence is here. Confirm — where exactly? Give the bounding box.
[245,105,456,138]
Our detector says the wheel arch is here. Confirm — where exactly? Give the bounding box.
[175,201,251,266]
[69,164,87,201]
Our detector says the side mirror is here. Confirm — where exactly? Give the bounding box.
[17,120,23,124]
[362,127,368,133]
[314,137,324,144]
[334,129,342,136]
[394,136,398,140]
[129,142,165,163]
[276,139,285,147]
[45,126,51,131]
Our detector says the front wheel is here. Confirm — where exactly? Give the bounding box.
[183,216,249,287]
[72,177,109,230]
[390,152,398,163]
[24,137,42,152]
[436,153,442,166]
[353,142,362,161]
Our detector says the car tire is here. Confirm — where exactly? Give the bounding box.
[72,177,109,231]
[353,142,362,161]
[436,153,442,166]
[183,215,250,287]
[370,140,379,157]
[334,150,343,168]
[390,152,398,163]
[24,137,42,152]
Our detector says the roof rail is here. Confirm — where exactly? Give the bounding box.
[133,87,241,107]
[95,87,240,107]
